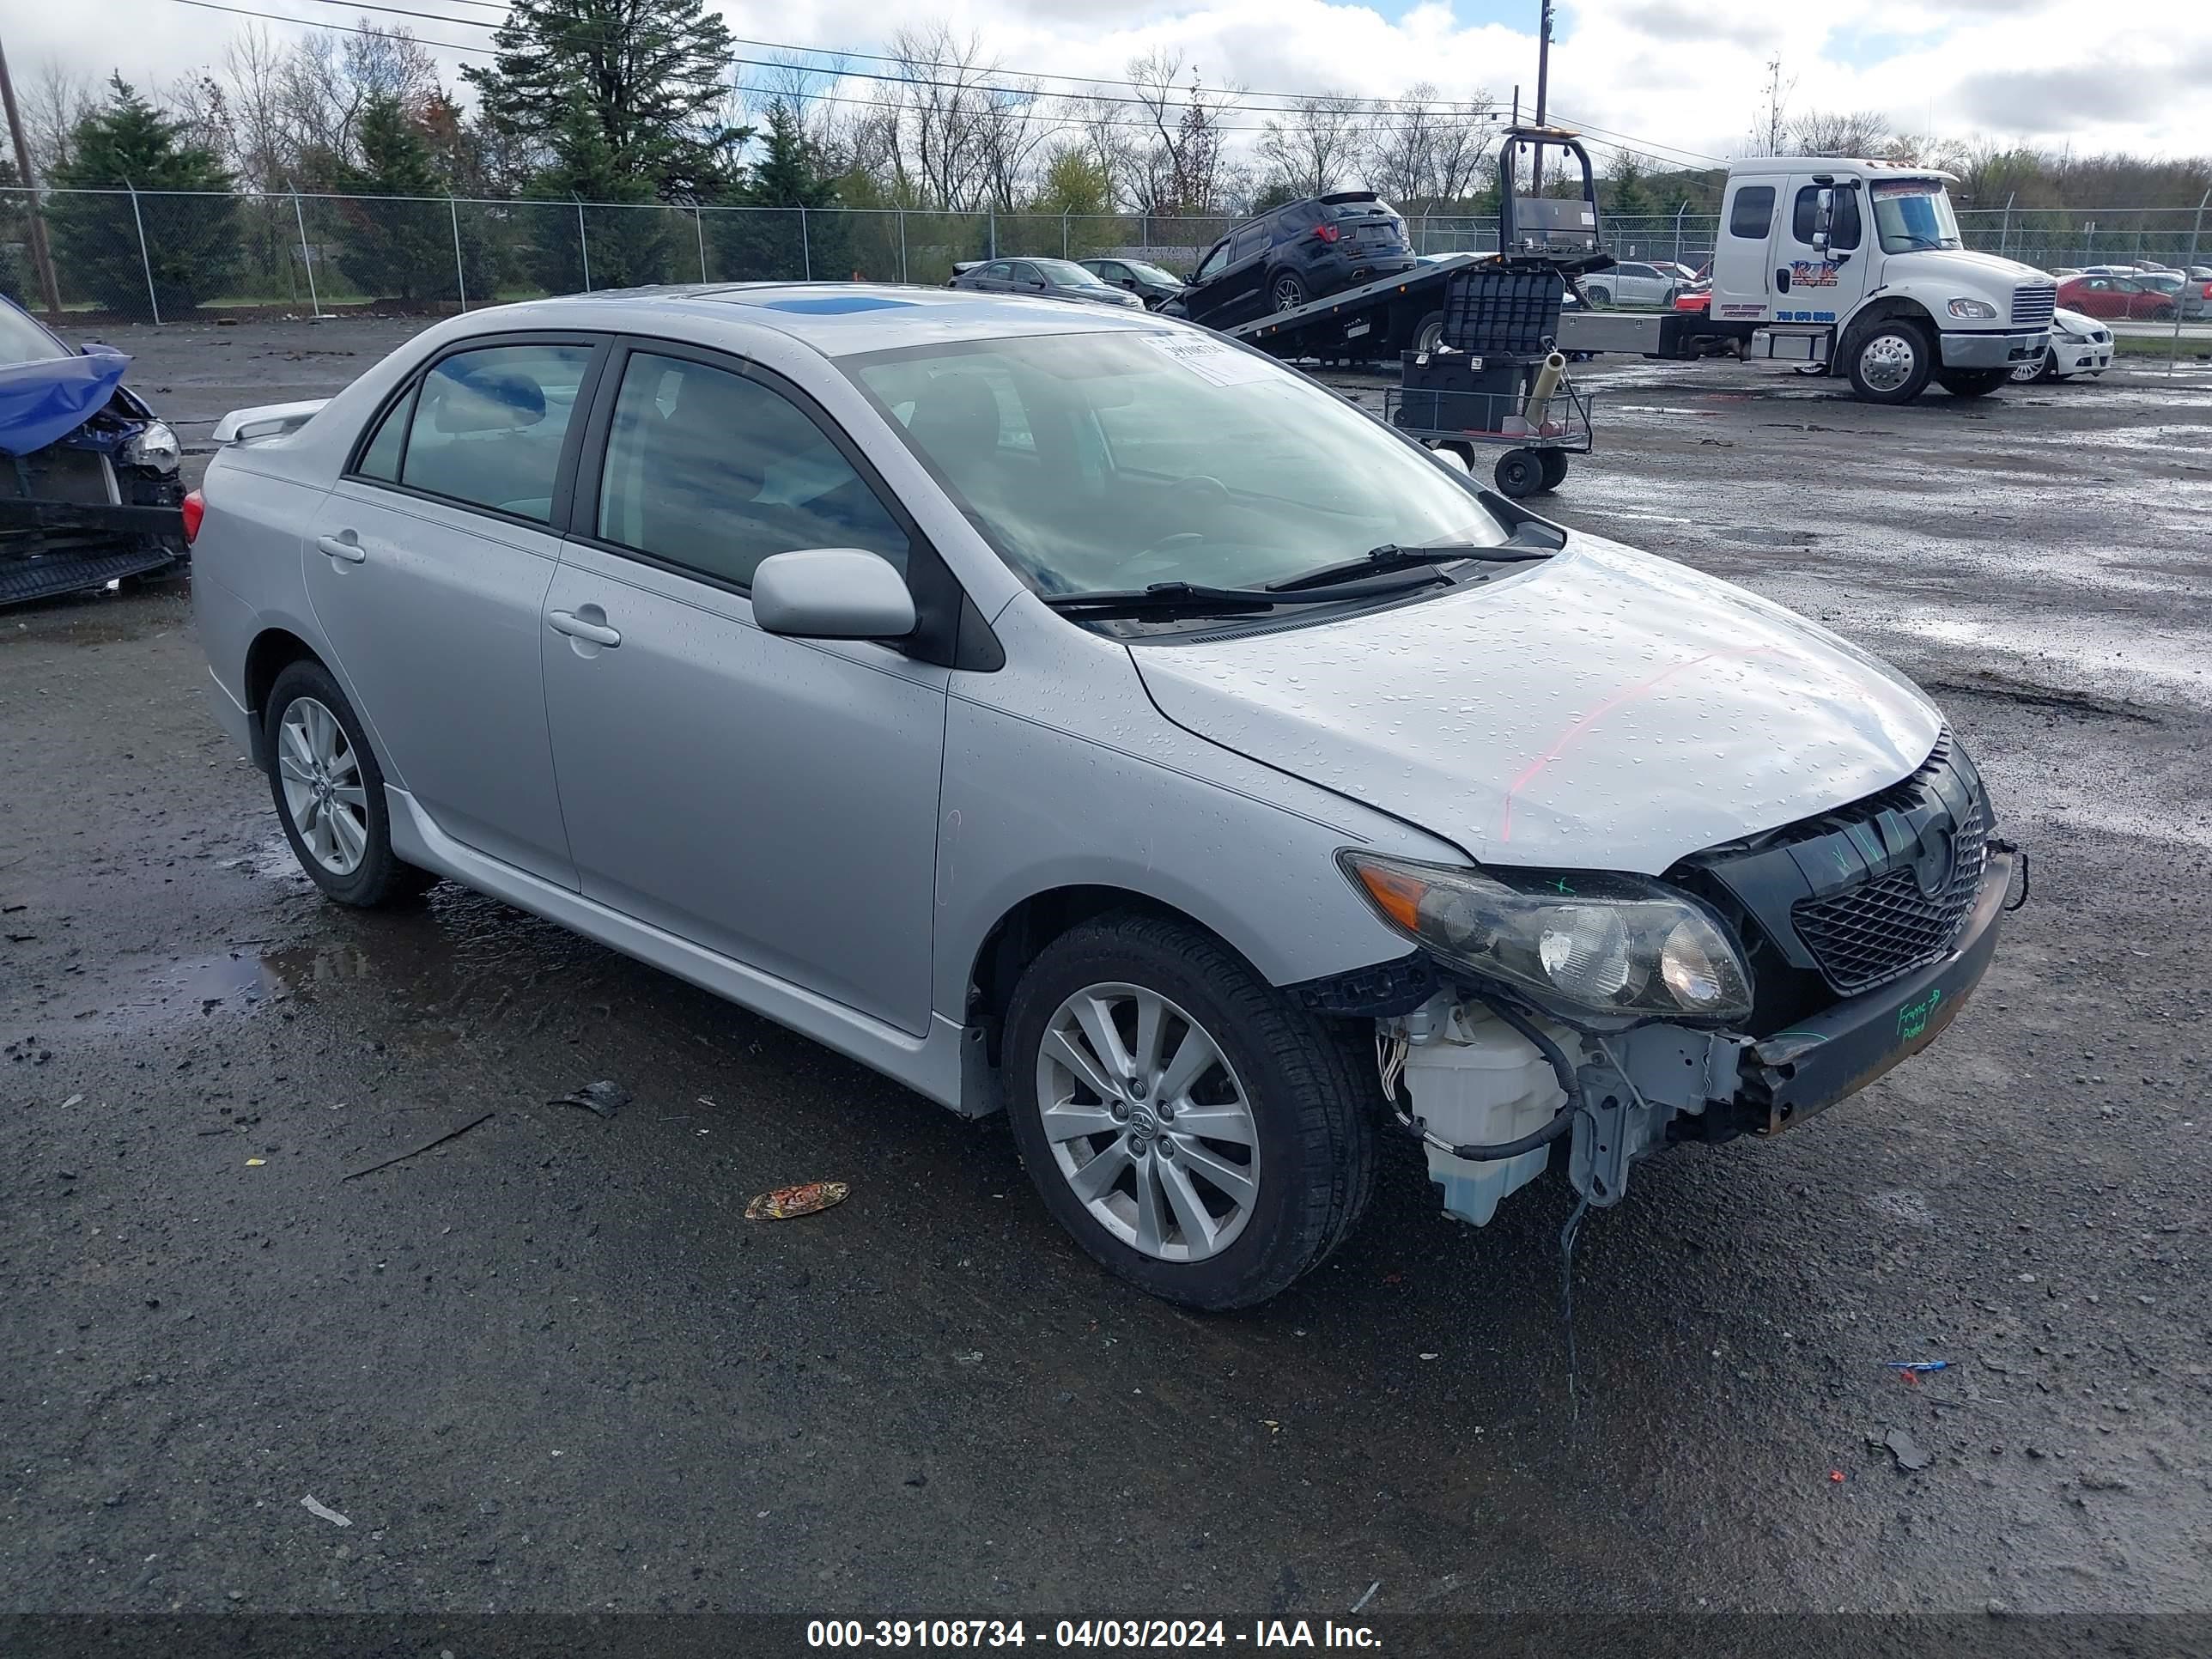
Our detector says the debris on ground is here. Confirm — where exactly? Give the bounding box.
[300,1495,352,1528]
[1875,1426,1933,1472]
[744,1180,849,1221]
[341,1109,496,1181]
[1886,1360,1948,1374]
[1351,1581,1381,1613]
[550,1080,630,1120]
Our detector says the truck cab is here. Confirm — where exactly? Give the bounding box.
[1708,159,2055,403]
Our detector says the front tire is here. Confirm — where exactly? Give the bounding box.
[1846,319,1936,404]
[1934,367,2011,398]
[1004,914,1376,1310]
[2012,348,2058,385]
[1537,448,1569,491]
[264,660,435,908]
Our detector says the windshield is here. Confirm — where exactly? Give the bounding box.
[0,300,71,365]
[1870,180,1962,253]
[1036,259,1114,289]
[848,329,1503,599]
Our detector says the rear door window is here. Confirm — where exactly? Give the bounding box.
[1231,222,1271,261]
[1729,185,1777,240]
[397,343,594,522]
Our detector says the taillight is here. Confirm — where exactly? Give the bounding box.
[1313,223,1340,244]
[181,489,204,544]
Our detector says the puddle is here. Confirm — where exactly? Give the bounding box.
[50,939,379,1036]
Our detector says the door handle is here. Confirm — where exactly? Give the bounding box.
[316,532,367,563]
[548,609,621,647]
[1775,266,1792,293]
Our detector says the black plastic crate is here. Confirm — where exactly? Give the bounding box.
[1440,265,1566,355]
[1395,351,1525,432]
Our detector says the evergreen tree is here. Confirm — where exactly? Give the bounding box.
[328,94,495,305]
[462,0,742,200]
[50,76,239,315]
[716,102,844,282]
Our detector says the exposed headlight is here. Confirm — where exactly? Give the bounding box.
[1340,852,1753,1021]
[2057,330,2091,344]
[1948,298,1999,319]
[125,420,181,473]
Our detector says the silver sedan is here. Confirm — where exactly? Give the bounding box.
[190,284,2011,1309]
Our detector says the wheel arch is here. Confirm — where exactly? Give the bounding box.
[964,884,1252,1071]
[242,627,325,769]
[1838,295,1938,358]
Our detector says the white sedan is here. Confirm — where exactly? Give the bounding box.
[2012,307,2112,384]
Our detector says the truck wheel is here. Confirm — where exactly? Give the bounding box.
[2011,348,2058,385]
[1933,368,2010,398]
[1412,309,1445,353]
[1537,450,1569,491]
[1270,271,1309,313]
[1846,319,1936,404]
[1583,284,1612,308]
[1003,913,1376,1310]
[1494,449,1544,498]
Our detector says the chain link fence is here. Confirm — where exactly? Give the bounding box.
[3,187,2204,350]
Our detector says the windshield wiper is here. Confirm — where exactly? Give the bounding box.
[1040,572,1443,619]
[1267,539,1553,593]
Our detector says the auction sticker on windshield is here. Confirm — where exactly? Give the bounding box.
[1145,333,1278,387]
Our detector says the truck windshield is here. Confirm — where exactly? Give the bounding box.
[847,329,1503,599]
[1870,182,1963,253]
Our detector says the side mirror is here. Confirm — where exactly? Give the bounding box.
[750,549,916,641]
[1811,187,1835,252]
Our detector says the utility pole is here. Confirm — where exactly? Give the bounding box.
[0,28,64,321]
[1531,0,1553,195]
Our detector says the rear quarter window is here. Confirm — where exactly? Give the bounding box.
[1729,185,1777,240]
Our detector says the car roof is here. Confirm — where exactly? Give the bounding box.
[452,282,1168,358]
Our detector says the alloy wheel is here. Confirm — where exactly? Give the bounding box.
[276,696,369,876]
[1034,983,1259,1263]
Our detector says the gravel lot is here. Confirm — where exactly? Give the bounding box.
[4,316,2210,1624]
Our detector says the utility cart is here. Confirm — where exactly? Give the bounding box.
[1384,359,1593,497]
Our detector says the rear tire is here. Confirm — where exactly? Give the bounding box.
[1934,367,2010,398]
[1537,449,1569,492]
[1583,284,1612,308]
[1845,318,1936,404]
[1003,914,1376,1311]
[264,660,437,908]
[1412,308,1445,353]
[1270,270,1310,313]
[1494,449,1543,498]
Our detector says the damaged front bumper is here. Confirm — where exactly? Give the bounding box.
[1374,848,2016,1225]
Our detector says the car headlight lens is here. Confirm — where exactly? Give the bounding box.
[1340,852,1753,1020]
[125,420,181,473]
[2057,330,2090,344]
[1948,298,1999,319]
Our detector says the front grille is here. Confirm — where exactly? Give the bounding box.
[2011,285,2057,327]
[1791,799,1988,994]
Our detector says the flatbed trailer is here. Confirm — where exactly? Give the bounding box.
[1223,253,1484,363]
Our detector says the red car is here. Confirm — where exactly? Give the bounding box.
[2056,273,2176,320]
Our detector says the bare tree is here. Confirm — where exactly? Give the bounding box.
[23,61,94,177]
[1790,109,1893,159]
[975,80,1058,212]
[1257,94,1362,199]
[1068,93,1138,212]
[886,23,1000,210]
[1745,55,1796,156]
[1364,83,1496,210]
[1125,52,1236,216]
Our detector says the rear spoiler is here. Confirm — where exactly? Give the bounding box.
[211,398,328,444]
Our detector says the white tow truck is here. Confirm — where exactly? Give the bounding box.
[1558,154,2057,404]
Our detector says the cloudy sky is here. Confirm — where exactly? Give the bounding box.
[25,0,2212,164]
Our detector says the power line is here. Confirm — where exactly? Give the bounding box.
[157,0,1723,170]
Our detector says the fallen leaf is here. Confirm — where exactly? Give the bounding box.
[745,1180,849,1221]
[245,1158,266,1167]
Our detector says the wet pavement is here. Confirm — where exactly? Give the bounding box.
[3,321,2210,1618]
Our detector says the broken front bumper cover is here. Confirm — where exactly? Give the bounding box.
[1737,848,2015,1135]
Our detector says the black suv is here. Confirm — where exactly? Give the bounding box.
[1169,192,1416,329]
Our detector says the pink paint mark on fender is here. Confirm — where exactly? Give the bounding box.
[1498,645,1783,842]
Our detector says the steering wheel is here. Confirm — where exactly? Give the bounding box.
[1128,475,1231,565]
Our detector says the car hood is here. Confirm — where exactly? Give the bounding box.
[1884,247,2049,295]
[2053,307,2102,334]
[1133,535,1943,874]
[0,345,131,456]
